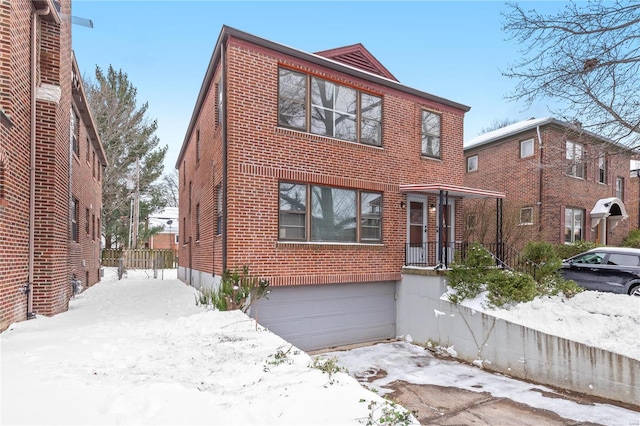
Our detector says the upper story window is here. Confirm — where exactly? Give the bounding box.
[565,141,585,178]
[467,155,478,172]
[598,154,607,184]
[278,68,382,146]
[616,177,624,200]
[215,82,223,128]
[86,137,90,162]
[70,109,79,157]
[196,128,200,164]
[279,181,382,243]
[520,138,534,158]
[421,110,441,159]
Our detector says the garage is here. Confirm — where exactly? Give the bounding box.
[249,281,397,351]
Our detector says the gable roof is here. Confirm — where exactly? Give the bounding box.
[176,25,471,168]
[314,44,398,81]
[465,117,635,153]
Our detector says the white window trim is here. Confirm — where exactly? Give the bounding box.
[467,155,478,172]
[520,138,534,158]
[519,207,534,225]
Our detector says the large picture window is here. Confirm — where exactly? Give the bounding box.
[564,207,583,244]
[278,68,382,146]
[421,110,441,158]
[279,182,382,243]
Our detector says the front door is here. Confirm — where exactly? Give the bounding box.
[407,197,427,265]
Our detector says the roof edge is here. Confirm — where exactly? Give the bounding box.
[175,25,471,169]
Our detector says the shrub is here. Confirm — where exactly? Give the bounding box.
[554,241,598,260]
[195,265,269,312]
[446,243,494,304]
[485,270,537,308]
[621,229,640,248]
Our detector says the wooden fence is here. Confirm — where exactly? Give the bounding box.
[102,249,177,269]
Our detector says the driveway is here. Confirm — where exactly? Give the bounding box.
[316,341,640,426]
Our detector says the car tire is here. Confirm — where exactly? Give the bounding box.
[629,285,640,297]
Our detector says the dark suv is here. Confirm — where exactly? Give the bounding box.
[561,247,640,296]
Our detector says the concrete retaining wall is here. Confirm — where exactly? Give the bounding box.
[396,268,639,408]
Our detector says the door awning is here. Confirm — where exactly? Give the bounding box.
[399,184,505,199]
[590,197,628,229]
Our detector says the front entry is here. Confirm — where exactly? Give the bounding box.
[407,196,427,265]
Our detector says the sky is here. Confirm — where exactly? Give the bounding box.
[1,268,638,425]
[70,0,568,175]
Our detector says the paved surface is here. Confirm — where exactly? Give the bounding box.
[387,381,606,425]
[313,341,640,426]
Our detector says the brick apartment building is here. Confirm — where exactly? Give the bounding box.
[0,0,106,331]
[176,26,503,350]
[463,117,639,250]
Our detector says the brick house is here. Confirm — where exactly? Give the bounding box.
[463,117,638,250]
[0,0,106,331]
[146,207,179,253]
[176,26,502,350]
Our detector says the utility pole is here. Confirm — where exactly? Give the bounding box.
[132,158,140,249]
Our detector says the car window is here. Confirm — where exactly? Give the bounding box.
[606,253,640,267]
[573,252,605,265]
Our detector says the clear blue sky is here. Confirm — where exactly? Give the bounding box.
[71,1,567,174]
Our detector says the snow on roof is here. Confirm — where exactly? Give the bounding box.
[148,207,179,232]
[465,117,552,149]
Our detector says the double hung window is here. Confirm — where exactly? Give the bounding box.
[421,110,441,159]
[566,141,585,178]
[466,155,478,172]
[564,207,583,243]
[520,139,534,158]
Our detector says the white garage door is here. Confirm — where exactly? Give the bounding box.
[249,281,397,351]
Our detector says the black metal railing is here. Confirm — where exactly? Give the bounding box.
[404,241,538,277]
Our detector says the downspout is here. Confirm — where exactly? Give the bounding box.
[536,125,543,235]
[212,161,215,277]
[220,42,227,273]
[28,6,51,319]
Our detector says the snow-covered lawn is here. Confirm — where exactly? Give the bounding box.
[457,290,640,360]
[0,269,398,425]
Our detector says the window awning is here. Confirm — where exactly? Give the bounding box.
[399,183,505,199]
[590,197,628,229]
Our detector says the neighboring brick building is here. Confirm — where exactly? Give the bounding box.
[0,0,106,331]
[463,117,638,251]
[146,207,179,253]
[176,26,502,350]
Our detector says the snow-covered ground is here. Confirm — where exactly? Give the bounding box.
[456,289,640,360]
[1,268,638,425]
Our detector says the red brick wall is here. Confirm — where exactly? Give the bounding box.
[0,0,34,330]
[464,124,634,248]
[0,0,104,330]
[179,36,467,286]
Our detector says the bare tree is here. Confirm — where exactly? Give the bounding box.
[160,169,179,208]
[502,1,640,149]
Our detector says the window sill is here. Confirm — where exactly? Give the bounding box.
[277,241,384,248]
[275,127,383,151]
[420,155,441,162]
